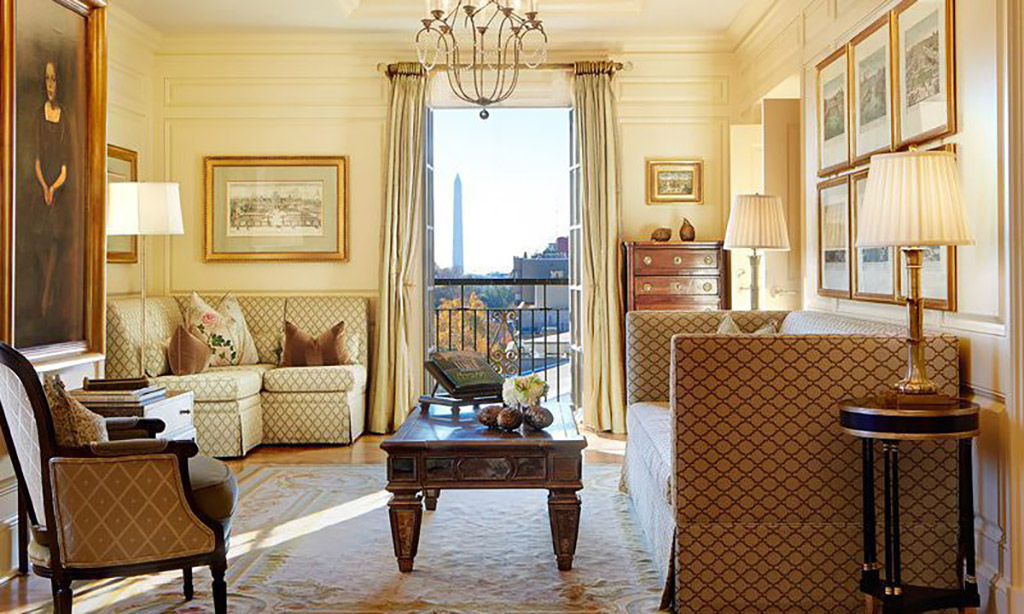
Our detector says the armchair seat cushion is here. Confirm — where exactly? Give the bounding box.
[151,365,272,402]
[263,365,366,393]
[188,455,238,523]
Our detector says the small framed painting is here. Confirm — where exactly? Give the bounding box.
[816,47,851,176]
[851,169,898,303]
[645,159,703,205]
[106,144,138,264]
[899,246,957,311]
[818,177,852,298]
[894,0,956,148]
[850,13,895,166]
[204,156,348,262]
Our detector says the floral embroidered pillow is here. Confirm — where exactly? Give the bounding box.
[186,293,258,367]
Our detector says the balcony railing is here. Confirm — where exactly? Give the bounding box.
[430,277,571,401]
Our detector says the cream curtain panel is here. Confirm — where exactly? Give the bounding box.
[369,63,428,434]
[573,61,627,434]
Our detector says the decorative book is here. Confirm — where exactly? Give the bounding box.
[425,351,503,399]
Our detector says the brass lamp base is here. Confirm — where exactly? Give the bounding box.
[897,247,939,399]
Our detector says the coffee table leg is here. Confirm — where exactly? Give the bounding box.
[424,488,440,511]
[388,490,423,572]
[548,489,581,571]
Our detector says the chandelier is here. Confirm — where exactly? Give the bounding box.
[417,0,548,119]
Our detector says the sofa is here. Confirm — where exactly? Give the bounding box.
[622,310,962,612]
[106,294,369,458]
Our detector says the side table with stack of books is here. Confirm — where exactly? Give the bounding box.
[73,379,196,442]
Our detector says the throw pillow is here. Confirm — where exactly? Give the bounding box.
[186,293,259,367]
[716,314,779,336]
[167,325,212,376]
[43,375,109,448]
[281,320,350,367]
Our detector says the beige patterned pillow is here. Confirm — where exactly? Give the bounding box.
[186,293,259,367]
[717,314,778,336]
[44,376,108,448]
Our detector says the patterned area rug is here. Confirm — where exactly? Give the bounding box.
[55,463,663,614]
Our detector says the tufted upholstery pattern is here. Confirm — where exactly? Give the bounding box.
[671,332,960,612]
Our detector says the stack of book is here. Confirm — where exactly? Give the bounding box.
[70,385,168,410]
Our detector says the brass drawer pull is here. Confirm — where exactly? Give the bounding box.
[673,283,682,292]
[703,255,714,265]
[643,256,653,266]
[673,256,682,265]
[703,282,713,292]
[643,283,652,292]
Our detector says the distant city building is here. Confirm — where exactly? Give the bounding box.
[452,174,464,276]
[512,237,569,310]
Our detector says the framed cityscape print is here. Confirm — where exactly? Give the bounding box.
[894,0,956,148]
[850,169,898,303]
[850,13,895,166]
[898,246,957,311]
[0,0,107,359]
[204,156,349,262]
[818,177,852,298]
[816,47,851,176]
[645,159,704,204]
[106,144,138,264]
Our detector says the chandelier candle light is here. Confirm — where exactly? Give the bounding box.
[858,150,973,399]
[723,194,791,310]
[418,0,548,118]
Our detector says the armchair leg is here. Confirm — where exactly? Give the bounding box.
[183,567,194,601]
[51,578,73,614]
[212,560,227,614]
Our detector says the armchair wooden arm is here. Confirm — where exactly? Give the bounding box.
[103,417,166,440]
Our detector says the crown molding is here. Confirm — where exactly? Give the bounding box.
[107,5,164,54]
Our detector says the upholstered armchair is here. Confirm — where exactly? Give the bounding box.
[0,343,237,614]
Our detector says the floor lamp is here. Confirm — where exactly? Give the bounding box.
[857,150,973,398]
[107,183,184,378]
[724,194,791,310]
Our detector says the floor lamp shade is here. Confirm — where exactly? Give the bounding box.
[724,194,791,251]
[857,151,973,248]
[107,182,185,237]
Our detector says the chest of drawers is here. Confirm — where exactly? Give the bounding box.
[624,241,731,312]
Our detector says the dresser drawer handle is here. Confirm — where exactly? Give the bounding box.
[673,256,682,265]
[643,283,652,292]
[643,256,653,266]
[703,255,714,265]
[673,283,682,292]
[703,282,713,292]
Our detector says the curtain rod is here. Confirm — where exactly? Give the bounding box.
[376,61,631,74]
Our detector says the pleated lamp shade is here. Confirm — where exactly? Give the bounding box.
[858,151,973,248]
[107,183,185,236]
[724,194,791,251]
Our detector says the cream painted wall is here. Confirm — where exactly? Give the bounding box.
[736,0,1016,610]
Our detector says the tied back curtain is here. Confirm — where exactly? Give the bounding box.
[574,61,627,434]
[369,63,428,434]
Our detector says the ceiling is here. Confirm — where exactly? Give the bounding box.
[113,0,759,43]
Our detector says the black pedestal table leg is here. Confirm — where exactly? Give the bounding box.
[862,439,878,586]
[890,441,902,595]
[959,439,978,592]
[882,442,894,596]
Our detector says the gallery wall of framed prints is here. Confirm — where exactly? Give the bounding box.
[814,0,959,312]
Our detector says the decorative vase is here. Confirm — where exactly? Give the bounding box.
[523,404,554,431]
[650,227,672,242]
[496,407,524,431]
[679,218,696,241]
[477,405,503,429]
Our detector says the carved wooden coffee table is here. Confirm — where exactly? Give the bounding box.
[382,402,587,572]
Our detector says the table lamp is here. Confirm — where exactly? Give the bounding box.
[724,194,791,310]
[858,150,973,397]
[107,183,185,377]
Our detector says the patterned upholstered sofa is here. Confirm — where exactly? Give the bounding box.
[622,310,961,612]
[106,295,369,458]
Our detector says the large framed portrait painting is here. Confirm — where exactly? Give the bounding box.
[1,0,107,359]
[204,156,349,262]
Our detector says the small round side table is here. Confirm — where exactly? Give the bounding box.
[840,395,980,614]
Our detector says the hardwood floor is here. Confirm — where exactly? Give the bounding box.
[0,431,625,612]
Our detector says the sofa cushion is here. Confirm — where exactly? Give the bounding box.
[625,401,673,506]
[780,311,905,335]
[263,365,366,393]
[151,365,272,402]
[285,296,367,366]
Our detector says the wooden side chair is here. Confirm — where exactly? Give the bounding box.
[0,342,236,614]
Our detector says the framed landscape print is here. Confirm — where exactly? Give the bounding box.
[850,14,895,166]
[106,144,138,264]
[899,246,957,311]
[894,0,956,148]
[818,177,852,298]
[816,47,850,176]
[851,169,898,302]
[645,159,703,205]
[1,0,107,358]
[204,156,348,262]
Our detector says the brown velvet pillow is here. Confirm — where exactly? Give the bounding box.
[167,325,212,376]
[281,321,349,367]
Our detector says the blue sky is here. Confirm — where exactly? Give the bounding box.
[432,108,571,274]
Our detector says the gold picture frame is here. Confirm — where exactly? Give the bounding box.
[645,158,704,205]
[816,46,851,176]
[106,144,138,264]
[850,169,900,304]
[817,176,852,299]
[204,155,349,262]
[893,0,957,149]
[1,0,107,360]
[850,13,896,167]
